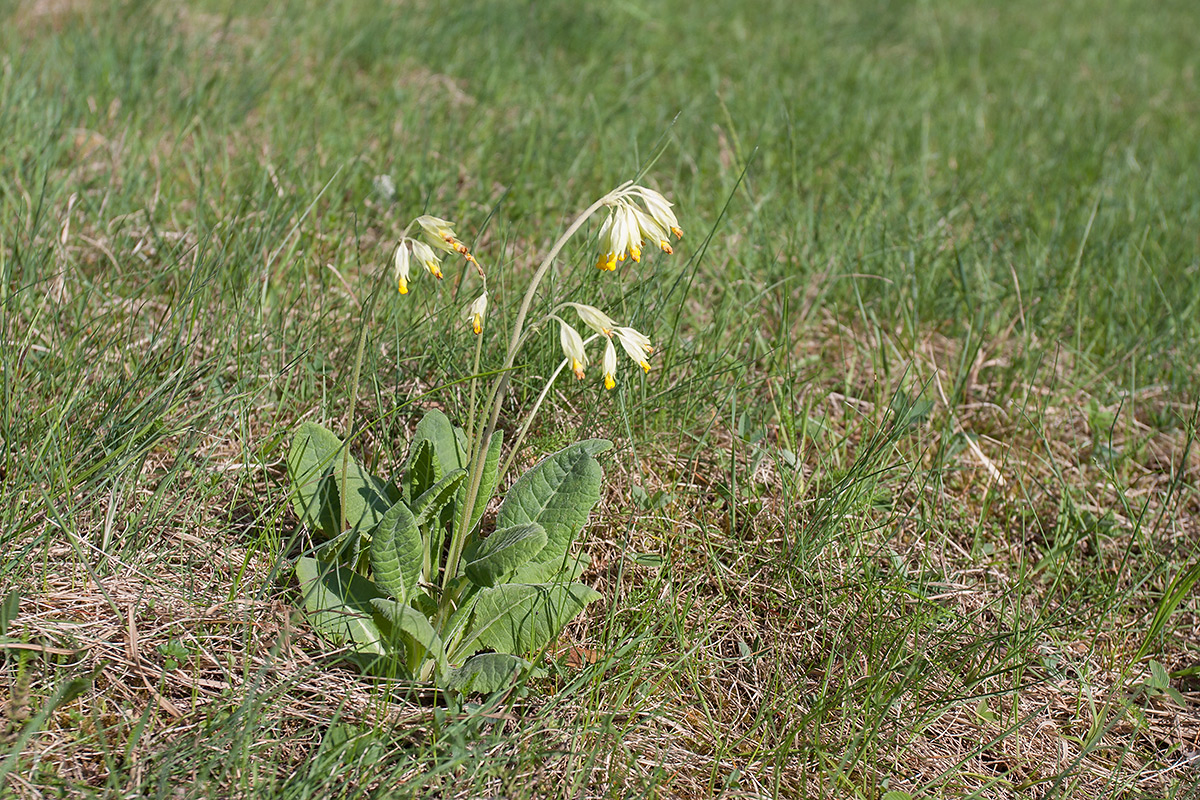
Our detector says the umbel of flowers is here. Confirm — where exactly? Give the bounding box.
[390,184,681,391]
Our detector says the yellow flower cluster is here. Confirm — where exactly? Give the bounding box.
[559,303,654,390]
[389,182,680,383]
[392,215,477,295]
[595,186,683,272]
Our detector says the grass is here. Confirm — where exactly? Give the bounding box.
[2,0,1199,797]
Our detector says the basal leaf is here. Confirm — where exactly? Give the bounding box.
[507,551,589,585]
[369,598,448,674]
[444,652,530,694]
[460,582,601,658]
[413,468,467,529]
[401,438,437,504]
[369,500,422,603]
[499,440,611,583]
[413,410,464,477]
[412,468,466,582]
[295,557,388,656]
[287,423,343,537]
[454,426,470,467]
[288,423,391,538]
[464,523,547,588]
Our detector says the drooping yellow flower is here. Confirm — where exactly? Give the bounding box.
[595,186,682,270]
[567,303,615,337]
[595,212,619,271]
[632,205,673,255]
[559,321,588,380]
[416,214,476,264]
[619,204,642,263]
[393,242,412,294]
[596,204,639,270]
[602,337,617,390]
[410,240,443,280]
[613,326,653,373]
[464,291,488,335]
[636,187,683,241]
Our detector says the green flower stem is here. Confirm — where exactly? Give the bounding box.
[441,183,630,590]
[340,310,370,536]
[498,331,602,481]
[465,318,485,456]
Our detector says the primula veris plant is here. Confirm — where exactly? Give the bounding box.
[287,182,682,692]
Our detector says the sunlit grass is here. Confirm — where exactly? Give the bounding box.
[2,0,1198,797]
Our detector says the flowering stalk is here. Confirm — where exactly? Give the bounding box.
[384,184,681,594]
[441,187,626,590]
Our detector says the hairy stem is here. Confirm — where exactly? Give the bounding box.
[441,184,629,590]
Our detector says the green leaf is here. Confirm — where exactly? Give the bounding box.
[974,698,999,723]
[401,438,437,505]
[459,582,601,658]
[1149,660,1170,690]
[454,430,504,537]
[412,468,466,583]
[295,557,388,655]
[410,591,438,620]
[369,598,448,675]
[444,652,530,694]
[287,423,342,536]
[413,468,467,529]
[465,523,548,588]
[287,423,391,538]
[881,792,916,800]
[413,410,465,476]
[369,500,423,603]
[0,589,19,637]
[500,440,611,583]
[454,426,470,466]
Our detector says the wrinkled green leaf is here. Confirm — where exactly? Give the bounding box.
[369,598,448,674]
[454,427,470,466]
[413,468,466,583]
[413,410,464,476]
[501,440,610,583]
[444,652,530,694]
[465,523,547,588]
[369,500,423,603]
[410,591,438,620]
[288,423,391,538]
[413,468,467,529]
[458,582,601,659]
[295,557,388,655]
[401,438,437,505]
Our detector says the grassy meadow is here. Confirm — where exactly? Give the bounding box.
[2,0,1199,797]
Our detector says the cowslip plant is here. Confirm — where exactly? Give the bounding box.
[287,182,683,692]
